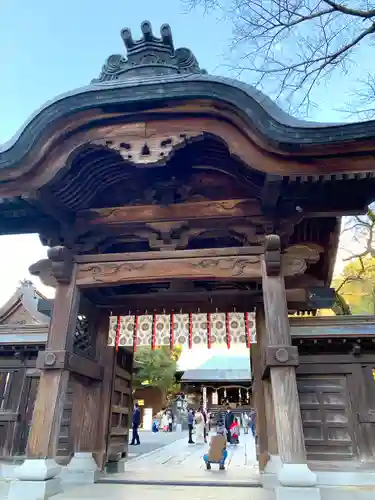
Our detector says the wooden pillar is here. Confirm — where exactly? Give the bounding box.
[261,235,306,464]
[264,379,278,457]
[94,311,114,469]
[68,302,102,464]
[251,307,269,471]
[27,251,79,458]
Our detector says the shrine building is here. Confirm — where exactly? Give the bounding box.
[179,353,253,413]
[2,19,375,500]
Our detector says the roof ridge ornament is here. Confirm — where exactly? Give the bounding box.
[92,20,206,83]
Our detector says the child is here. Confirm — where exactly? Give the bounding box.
[203,420,228,470]
[229,417,240,444]
[152,416,159,433]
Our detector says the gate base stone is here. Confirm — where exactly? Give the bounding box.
[276,463,321,500]
[62,452,100,485]
[7,458,62,500]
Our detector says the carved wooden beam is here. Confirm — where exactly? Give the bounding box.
[75,246,263,263]
[76,252,306,288]
[77,199,263,227]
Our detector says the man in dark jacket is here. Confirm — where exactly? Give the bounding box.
[249,408,257,438]
[130,402,141,445]
[187,408,195,444]
[224,405,235,443]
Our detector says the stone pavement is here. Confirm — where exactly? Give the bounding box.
[51,483,375,500]
[127,429,184,458]
[102,431,260,485]
[54,484,274,500]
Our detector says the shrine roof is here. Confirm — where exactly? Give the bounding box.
[0,280,49,326]
[181,354,251,383]
[2,20,375,185]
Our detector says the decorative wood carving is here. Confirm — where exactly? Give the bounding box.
[79,199,263,227]
[284,243,322,264]
[29,259,57,288]
[264,234,281,276]
[76,253,306,287]
[76,246,263,263]
[3,113,375,199]
[93,128,203,166]
[29,246,74,286]
[48,246,74,284]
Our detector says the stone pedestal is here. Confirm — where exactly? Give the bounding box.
[8,459,62,500]
[262,454,282,489]
[63,452,100,484]
[276,463,321,500]
[106,459,126,474]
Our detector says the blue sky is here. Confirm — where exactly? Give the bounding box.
[0,0,367,307]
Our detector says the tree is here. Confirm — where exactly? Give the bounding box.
[331,206,375,313]
[332,256,375,313]
[133,346,181,395]
[185,0,375,113]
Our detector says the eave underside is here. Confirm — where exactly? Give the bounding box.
[1,111,374,301]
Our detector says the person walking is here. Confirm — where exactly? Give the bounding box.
[168,409,173,432]
[130,402,141,446]
[194,408,205,444]
[224,405,235,444]
[242,412,249,435]
[201,407,208,443]
[187,408,195,444]
[249,408,256,438]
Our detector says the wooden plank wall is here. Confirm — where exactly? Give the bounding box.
[0,353,74,462]
[107,348,133,462]
[297,354,375,462]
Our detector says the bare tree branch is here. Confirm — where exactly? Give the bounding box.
[185,0,375,113]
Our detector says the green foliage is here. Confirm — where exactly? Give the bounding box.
[133,347,179,392]
[333,256,375,315]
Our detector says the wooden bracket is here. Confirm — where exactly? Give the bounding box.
[358,410,375,424]
[36,349,104,381]
[48,246,74,284]
[264,234,281,276]
[262,345,299,378]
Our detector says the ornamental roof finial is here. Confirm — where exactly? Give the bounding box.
[92,20,205,83]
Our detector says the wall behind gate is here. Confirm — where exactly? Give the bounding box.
[0,352,74,462]
[297,353,375,462]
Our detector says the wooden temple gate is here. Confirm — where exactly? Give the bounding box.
[2,19,375,498]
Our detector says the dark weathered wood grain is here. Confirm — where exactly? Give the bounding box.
[26,267,80,458]
[252,307,269,470]
[261,249,307,464]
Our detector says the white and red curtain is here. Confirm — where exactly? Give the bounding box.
[109,312,256,350]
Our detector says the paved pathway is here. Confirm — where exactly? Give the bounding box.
[54,483,375,500]
[103,431,260,485]
[127,429,184,458]
[55,484,274,500]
